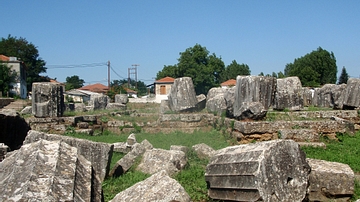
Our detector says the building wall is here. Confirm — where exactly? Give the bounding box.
[6,62,27,99]
[155,83,172,95]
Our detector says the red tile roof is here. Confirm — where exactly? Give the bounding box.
[155,76,175,83]
[79,83,109,93]
[221,79,236,87]
[0,54,10,61]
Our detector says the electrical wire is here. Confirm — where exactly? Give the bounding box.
[45,62,107,69]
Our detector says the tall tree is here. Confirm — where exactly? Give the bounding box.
[156,44,225,94]
[0,63,17,96]
[338,66,349,84]
[65,75,85,91]
[0,35,48,91]
[284,47,337,87]
[220,60,250,82]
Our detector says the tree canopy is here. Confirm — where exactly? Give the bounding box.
[65,75,85,91]
[284,47,337,87]
[0,35,48,91]
[107,79,148,100]
[156,44,225,95]
[0,63,16,96]
[220,60,250,81]
[338,66,349,84]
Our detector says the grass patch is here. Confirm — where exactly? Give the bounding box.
[302,132,360,173]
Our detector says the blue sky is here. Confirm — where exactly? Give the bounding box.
[1,1,359,86]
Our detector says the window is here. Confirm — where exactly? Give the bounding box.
[160,85,166,95]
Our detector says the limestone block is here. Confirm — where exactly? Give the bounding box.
[274,76,304,111]
[278,129,320,142]
[113,142,130,153]
[126,133,137,147]
[307,158,354,201]
[106,103,126,110]
[224,86,236,117]
[170,145,189,153]
[234,102,267,120]
[88,94,110,110]
[137,148,187,175]
[206,93,227,116]
[343,78,360,109]
[110,170,191,202]
[206,87,227,101]
[205,139,310,201]
[32,82,64,117]
[0,139,102,202]
[20,106,32,115]
[192,143,215,159]
[168,77,198,112]
[313,84,346,109]
[115,94,128,104]
[234,76,276,112]
[0,143,8,162]
[24,130,113,182]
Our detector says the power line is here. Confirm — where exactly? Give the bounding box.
[110,65,125,79]
[46,62,107,69]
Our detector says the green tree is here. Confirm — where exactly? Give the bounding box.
[156,44,225,94]
[277,71,285,78]
[0,35,48,91]
[220,60,250,82]
[258,72,264,76]
[65,75,85,91]
[338,66,349,84]
[284,47,337,86]
[0,63,17,96]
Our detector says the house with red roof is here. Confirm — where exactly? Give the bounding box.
[154,76,175,103]
[0,54,27,98]
[79,83,109,94]
[220,79,236,88]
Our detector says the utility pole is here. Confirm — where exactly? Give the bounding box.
[128,64,139,89]
[107,61,110,90]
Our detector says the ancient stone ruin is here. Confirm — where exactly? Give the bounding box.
[32,82,64,117]
[205,140,311,201]
[0,139,102,202]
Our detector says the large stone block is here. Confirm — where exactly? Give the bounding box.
[234,76,276,114]
[307,158,354,201]
[343,78,360,109]
[32,82,64,117]
[24,130,113,182]
[115,94,128,104]
[110,170,191,202]
[274,77,304,111]
[0,139,102,202]
[205,140,310,201]
[88,94,110,110]
[167,77,198,112]
[313,84,346,109]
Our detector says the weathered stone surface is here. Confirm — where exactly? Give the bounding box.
[113,142,130,153]
[279,129,320,142]
[206,93,227,116]
[140,139,153,151]
[168,77,198,112]
[159,99,171,113]
[75,128,94,135]
[205,140,310,202]
[0,143,8,162]
[224,86,236,117]
[32,82,64,117]
[298,142,326,149]
[24,130,113,181]
[234,76,276,112]
[207,87,227,100]
[192,143,215,159]
[313,84,346,109]
[302,87,315,107]
[74,102,86,112]
[234,120,354,135]
[234,102,267,120]
[106,103,126,110]
[110,170,191,202]
[274,77,304,111]
[127,133,137,146]
[115,94,128,104]
[20,106,32,115]
[170,145,189,153]
[137,148,187,175]
[343,78,360,109]
[82,115,97,123]
[0,139,102,202]
[88,94,110,110]
[195,94,206,111]
[77,121,89,129]
[0,109,30,150]
[307,158,354,202]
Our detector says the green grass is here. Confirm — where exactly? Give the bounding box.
[302,131,360,201]
[302,132,360,172]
